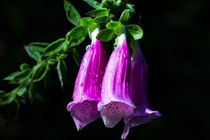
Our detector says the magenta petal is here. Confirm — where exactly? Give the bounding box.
[121,41,161,139]
[121,108,161,139]
[67,101,99,131]
[98,34,135,128]
[67,28,107,130]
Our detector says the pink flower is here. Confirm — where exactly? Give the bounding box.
[67,28,107,131]
[98,34,135,128]
[121,41,161,139]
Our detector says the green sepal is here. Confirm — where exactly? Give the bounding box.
[119,9,131,25]
[96,29,115,42]
[126,24,143,40]
[106,21,122,35]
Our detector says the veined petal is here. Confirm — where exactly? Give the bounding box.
[67,100,99,131]
[121,108,161,139]
[67,28,107,130]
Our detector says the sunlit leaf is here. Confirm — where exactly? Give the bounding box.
[25,42,49,53]
[126,24,143,40]
[87,8,108,17]
[106,21,122,35]
[25,47,41,62]
[94,16,108,24]
[66,26,88,41]
[96,29,115,42]
[31,62,49,82]
[44,38,67,56]
[64,0,81,26]
[83,0,102,9]
[4,69,31,84]
[119,9,130,24]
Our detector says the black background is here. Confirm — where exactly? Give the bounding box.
[0,0,210,140]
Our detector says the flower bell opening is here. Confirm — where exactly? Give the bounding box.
[98,101,134,128]
[67,101,99,131]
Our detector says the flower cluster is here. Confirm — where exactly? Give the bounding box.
[67,28,161,139]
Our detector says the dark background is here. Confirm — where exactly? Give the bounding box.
[0,0,210,139]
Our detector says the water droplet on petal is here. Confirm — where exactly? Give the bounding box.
[86,45,90,50]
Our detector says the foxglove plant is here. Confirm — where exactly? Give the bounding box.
[0,0,161,139]
[67,28,107,130]
[121,41,161,139]
[98,33,135,128]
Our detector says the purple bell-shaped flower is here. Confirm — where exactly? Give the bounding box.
[67,28,107,131]
[98,34,135,128]
[121,41,161,139]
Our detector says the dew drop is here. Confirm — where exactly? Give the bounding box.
[86,45,90,50]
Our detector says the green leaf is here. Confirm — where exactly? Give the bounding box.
[80,17,97,32]
[12,85,27,96]
[126,4,135,13]
[25,42,49,53]
[0,92,16,105]
[126,24,143,40]
[0,86,27,105]
[101,0,113,9]
[119,9,130,24]
[96,29,115,42]
[71,48,81,66]
[4,69,31,84]
[28,82,37,100]
[87,8,109,17]
[80,17,94,27]
[44,38,67,56]
[59,54,68,60]
[48,59,57,65]
[66,26,88,41]
[94,16,108,24]
[12,69,31,84]
[57,59,67,88]
[64,0,81,26]
[83,0,102,9]
[4,71,21,81]
[31,62,49,82]
[20,63,30,71]
[25,47,41,62]
[69,37,86,47]
[106,21,122,35]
